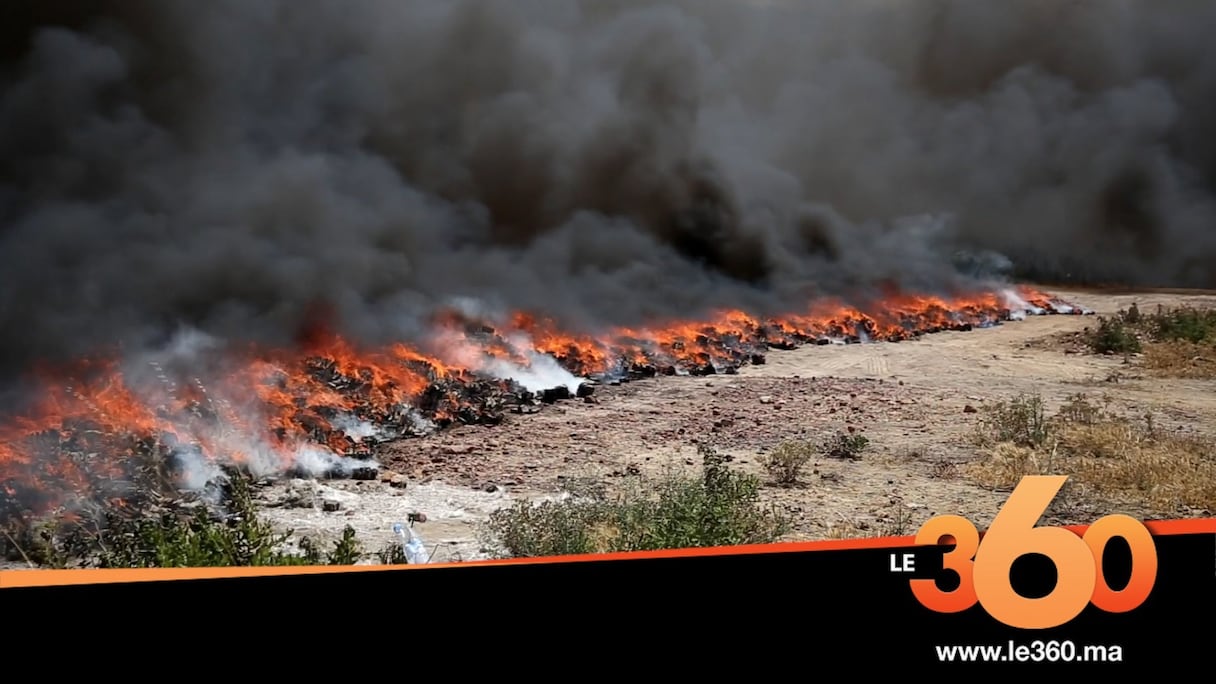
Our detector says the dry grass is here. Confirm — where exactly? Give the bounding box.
[820,500,918,540]
[928,460,959,480]
[824,520,868,539]
[758,439,815,486]
[1139,340,1216,379]
[966,393,1216,516]
[1081,302,1216,379]
[587,521,621,554]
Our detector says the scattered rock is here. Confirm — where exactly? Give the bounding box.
[963,405,978,413]
[322,499,342,512]
[261,481,319,509]
[389,474,409,489]
[759,395,774,404]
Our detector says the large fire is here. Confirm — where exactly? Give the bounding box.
[0,284,1086,524]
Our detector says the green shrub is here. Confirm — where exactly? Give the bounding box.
[376,540,411,565]
[1143,304,1216,344]
[479,443,790,558]
[93,475,367,568]
[822,431,869,460]
[1091,302,1216,350]
[972,393,1050,449]
[9,468,395,568]
[1086,316,1141,354]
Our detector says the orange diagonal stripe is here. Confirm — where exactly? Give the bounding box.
[2,517,1211,588]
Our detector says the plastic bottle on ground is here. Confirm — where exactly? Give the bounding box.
[392,522,429,564]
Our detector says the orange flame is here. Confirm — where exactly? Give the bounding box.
[0,284,1082,521]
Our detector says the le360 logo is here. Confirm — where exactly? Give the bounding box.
[910,475,1158,629]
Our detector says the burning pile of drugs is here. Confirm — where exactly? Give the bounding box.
[0,284,1089,534]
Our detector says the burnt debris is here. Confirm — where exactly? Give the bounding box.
[0,296,1091,545]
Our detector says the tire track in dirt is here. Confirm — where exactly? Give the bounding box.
[864,354,890,377]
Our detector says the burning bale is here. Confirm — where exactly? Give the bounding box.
[629,363,659,379]
[350,466,379,481]
[0,284,1090,547]
[540,386,572,403]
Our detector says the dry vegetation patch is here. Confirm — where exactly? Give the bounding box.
[757,432,870,487]
[1139,340,1216,379]
[965,393,1216,516]
[477,443,792,558]
[1081,303,1216,379]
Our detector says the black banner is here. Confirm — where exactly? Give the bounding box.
[6,530,1213,668]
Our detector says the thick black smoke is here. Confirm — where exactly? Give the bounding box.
[3,0,1216,385]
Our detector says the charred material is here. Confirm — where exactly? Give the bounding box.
[0,292,1094,546]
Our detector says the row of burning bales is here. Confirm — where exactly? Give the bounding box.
[0,287,1088,525]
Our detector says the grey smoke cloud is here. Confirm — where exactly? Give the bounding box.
[2,0,1215,385]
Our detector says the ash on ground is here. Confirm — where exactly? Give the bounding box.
[251,476,563,563]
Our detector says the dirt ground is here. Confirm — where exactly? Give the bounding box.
[253,286,1216,563]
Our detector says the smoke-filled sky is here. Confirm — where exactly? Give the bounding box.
[3,0,1216,380]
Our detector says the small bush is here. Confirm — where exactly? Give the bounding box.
[1142,304,1216,344]
[965,392,1216,515]
[376,541,411,565]
[1055,393,1110,426]
[479,443,790,558]
[1086,316,1141,354]
[759,440,815,485]
[92,475,370,568]
[972,393,1049,449]
[822,431,868,460]
[1092,303,1216,378]
[6,469,389,568]
[298,525,365,566]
